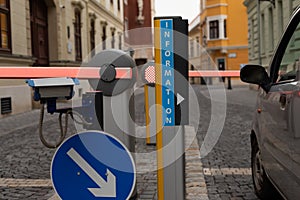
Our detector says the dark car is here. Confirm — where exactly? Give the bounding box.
[240,6,300,200]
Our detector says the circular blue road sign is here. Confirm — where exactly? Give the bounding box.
[51,131,136,200]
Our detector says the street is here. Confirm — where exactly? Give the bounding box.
[194,85,259,200]
[1,0,299,198]
[0,84,260,200]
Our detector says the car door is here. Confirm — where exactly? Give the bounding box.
[259,9,300,199]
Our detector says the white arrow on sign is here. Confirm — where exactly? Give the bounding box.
[177,93,185,105]
[67,148,116,198]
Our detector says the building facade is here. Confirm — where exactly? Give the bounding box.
[123,0,154,66]
[243,0,300,68]
[0,0,124,117]
[196,0,248,84]
[189,14,202,84]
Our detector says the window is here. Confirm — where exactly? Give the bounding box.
[277,22,300,83]
[268,7,274,52]
[278,0,284,34]
[209,20,219,39]
[111,28,115,49]
[0,0,11,53]
[118,33,122,49]
[251,18,255,58]
[196,36,200,56]
[74,10,82,61]
[261,13,265,54]
[102,25,106,50]
[124,18,129,38]
[224,19,227,38]
[202,28,207,46]
[189,40,194,58]
[90,19,95,56]
[117,0,120,10]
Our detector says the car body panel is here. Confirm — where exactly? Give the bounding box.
[257,83,299,199]
[250,5,300,199]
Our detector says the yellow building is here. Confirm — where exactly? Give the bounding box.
[198,0,248,83]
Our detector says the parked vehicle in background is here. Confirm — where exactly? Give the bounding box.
[240,6,300,200]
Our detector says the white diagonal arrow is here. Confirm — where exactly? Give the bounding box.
[177,93,185,105]
[67,148,116,198]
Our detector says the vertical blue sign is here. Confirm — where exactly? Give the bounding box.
[160,19,175,126]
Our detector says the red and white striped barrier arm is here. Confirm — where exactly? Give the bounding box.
[0,67,132,79]
[0,67,240,79]
[189,70,240,77]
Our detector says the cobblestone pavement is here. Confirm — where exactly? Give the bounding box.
[0,85,260,200]
[194,85,259,200]
[0,109,69,200]
[0,92,205,200]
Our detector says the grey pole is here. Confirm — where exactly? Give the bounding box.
[86,49,138,199]
[145,85,157,145]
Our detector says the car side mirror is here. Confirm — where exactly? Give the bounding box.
[240,64,271,92]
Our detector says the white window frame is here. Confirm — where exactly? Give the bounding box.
[207,15,227,40]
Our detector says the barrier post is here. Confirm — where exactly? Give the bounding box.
[144,84,157,145]
[227,77,232,90]
[21,50,138,199]
[142,62,157,145]
[154,16,189,200]
[86,49,137,199]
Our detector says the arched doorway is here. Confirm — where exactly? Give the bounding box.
[30,0,49,66]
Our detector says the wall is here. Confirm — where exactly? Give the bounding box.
[0,0,124,118]
[244,0,300,68]
[0,86,32,117]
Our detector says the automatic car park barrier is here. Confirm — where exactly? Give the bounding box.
[0,39,241,200]
[0,53,135,148]
[0,60,239,199]
[0,65,240,200]
[84,49,138,199]
[0,49,138,199]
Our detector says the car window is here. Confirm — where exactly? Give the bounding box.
[277,22,300,83]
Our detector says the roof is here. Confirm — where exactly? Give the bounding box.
[189,14,200,32]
